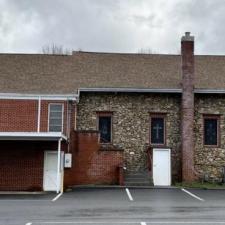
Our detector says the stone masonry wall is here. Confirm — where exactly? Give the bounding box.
[194,94,225,182]
[77,92,182,182]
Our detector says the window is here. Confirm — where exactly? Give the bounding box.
[97,112,112,143]
[204,116,219,146]
[48,104,63,132]
[150,115,165,145]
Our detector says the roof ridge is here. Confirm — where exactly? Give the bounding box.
[73,51,181,56]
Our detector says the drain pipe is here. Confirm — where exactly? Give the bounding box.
[37,96,41,132]
[223,166,225,183]
[57,138,62,193]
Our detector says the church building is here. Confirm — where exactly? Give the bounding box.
[0,32,225,191]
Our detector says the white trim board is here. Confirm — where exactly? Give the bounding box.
[0,132,67,141]
[0,93,77,100]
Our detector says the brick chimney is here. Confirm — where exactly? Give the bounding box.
[181,32,195,182]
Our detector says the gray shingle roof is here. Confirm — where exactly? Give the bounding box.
[0,52,225,94]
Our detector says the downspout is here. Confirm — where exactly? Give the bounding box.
[75,89,80,130]
[77,89,80,104]
[57,138,62,193]
[66,99,72,153]
[74,102,77,131]
[37,96,41,132]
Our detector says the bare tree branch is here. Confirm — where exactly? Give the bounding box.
[42,43,72,55]
[137,48,156,54]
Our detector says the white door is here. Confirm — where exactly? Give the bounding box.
[153,148,171,186]
[43,151,58,191]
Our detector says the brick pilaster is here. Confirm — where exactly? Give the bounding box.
[181,32,195,182]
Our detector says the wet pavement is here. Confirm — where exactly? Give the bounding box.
[0,188,225,225]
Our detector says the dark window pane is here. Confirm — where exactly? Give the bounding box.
[49,118,62,126]
[50,111,63,118]
[49,104,63,132]
[50,104,63,112]
[99,116,111,143]
[204,118,218,145]
[151,117,164,144]
[49,125,62,132]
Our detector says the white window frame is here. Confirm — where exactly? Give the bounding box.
[48,103,64,132]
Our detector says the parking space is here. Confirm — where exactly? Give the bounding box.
[59,188,128,203]
[0,188,225,225]
[0,193,56,201]
[185,189,225,202]
[129,188,203,205]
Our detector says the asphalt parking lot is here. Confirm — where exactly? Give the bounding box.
[1,188,225,225]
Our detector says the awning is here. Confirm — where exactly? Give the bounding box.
[0,132,67,141]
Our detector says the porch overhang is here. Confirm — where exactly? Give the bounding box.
[0,132,67,141]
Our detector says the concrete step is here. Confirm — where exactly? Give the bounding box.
[125,175,151,179]
[124,171,153,186]
[124,181,153,186]
[125,177,151,181]
[125,173,150,177]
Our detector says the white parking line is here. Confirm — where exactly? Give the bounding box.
[125,188,133,201]
[52,192,63,202]
[181,188,205,202]
[140,222,147,225]
[25,222,32,225]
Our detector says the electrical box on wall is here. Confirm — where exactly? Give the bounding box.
[64,153,72,168]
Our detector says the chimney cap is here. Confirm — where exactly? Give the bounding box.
[181,32,194,41]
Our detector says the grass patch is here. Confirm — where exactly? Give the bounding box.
[175,182,225,189]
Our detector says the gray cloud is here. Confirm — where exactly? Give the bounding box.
[0,0,225,54]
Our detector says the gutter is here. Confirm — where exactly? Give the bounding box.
[194,89,225,94]
[78,87,225,95]
[0,93,78,100]
[1,88,225,102]
[78,88,182,93]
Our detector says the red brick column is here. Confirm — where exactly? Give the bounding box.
[181,32,195,182]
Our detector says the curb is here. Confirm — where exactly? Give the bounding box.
[67,185,179,191]
[179,187,225,190]
[0,191,47,195]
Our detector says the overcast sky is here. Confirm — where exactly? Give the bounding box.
[0,0,225,54]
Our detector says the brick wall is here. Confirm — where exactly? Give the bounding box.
[0,141,58,191]
[0,99,69,134]
[0,100,38,132]
[64,131,124,186]
[40,100,68,134]
[0,99,77,191]
[181,32,195,182]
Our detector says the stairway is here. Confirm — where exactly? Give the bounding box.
[124,171,153,186]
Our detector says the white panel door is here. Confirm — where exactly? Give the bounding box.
[43,151,58,191]
[153,148,171,186]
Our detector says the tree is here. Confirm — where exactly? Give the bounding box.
[42,43,72,55]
